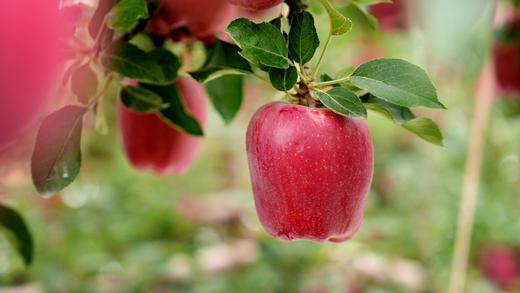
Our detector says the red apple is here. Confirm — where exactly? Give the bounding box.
[227,0,283,11]
[0,0,62,150]
[118,77,208,175]
[371,0,409,31]
[480,246,520,289]
[246,102,374,242]
[493,12,520,95]
[148,0,236,43]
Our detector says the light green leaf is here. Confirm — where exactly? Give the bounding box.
[402,117,444,146]
[350,58,445,109]
[316,87,366,118]
[319,0,352,35]
[108,0,148,33]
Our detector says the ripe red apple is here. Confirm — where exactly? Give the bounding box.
[480,246,520,289]
[227,0,283,11]
[118,77,208,175]
[493,12,520,95]
[246,102,374,242]
[148,0,236,43]
[371,0,409,31]
[0,0,62,150]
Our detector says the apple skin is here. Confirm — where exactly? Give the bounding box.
[246,102,374,242]
[493,42,520,94]
[118,77,208,175]
[371,0,408,31]
[0,0,62,150]
[480,246,520,289]
[148,0,236,42]
[227,0,283,11]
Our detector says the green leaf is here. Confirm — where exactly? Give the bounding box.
[226,18,290,69]
[190,40,252,83]
[269,66,298,91]
[107,0,148,33]
[206,75,244,124]
[148,48,181,84]
[121,85,170,113]
[316,87,367,118]
[319,0,352,35]
[402,118,444,146]
[71,63,98,104]
[0,205,33,266]
[289,11,320,64]
[102,42,164,84]
[350,59,446,109]
[31,106,87,196]
[349,2,378,30]
[362,94,415,123]
[143,84,204,136]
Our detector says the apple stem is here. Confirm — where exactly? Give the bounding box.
[311,76,351,88]
[314,33,332,76]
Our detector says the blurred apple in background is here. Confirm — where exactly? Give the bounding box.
[494,9,520,96]
[118,77,208,175]
[148,0,236,43]
[480,246,520,290]
[227,0,283,11]
[0,0,62,151]
[371,0,409,31]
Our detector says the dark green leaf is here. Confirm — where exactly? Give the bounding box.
[31,106,87,196]
[71,63,98,104]
[190,40,252,83]
[108,0,149,33]
[319,0,352,35]
[0,205,33,266]
[102,42,165,84]
[226,18,290,69]
[148,48,181,84]
[402,118,444,146]
[350,59,446,109]
[121,85,170,113]
[143,84,204,136]
[289,11,320,64]
[269,66,298,91]
[206,75,244,124]
[316,87,367,118]
[270,16,283,30]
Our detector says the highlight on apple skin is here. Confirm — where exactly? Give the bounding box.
[118,77,208,175]
[246,102,374,242]
[148,0,236,42]
[227,0,283,11]
[0,0,62,150]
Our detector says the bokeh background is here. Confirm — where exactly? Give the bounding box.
[1,0,520,292]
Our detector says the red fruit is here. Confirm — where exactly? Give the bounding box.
[227,0,283,11]
[148,0,236,42]
[246,102,374,242]
[494,42,520,94]
[480,246,520,289]
[371,0,409,31]
[118,77,208,175]
[0,0,62,150]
